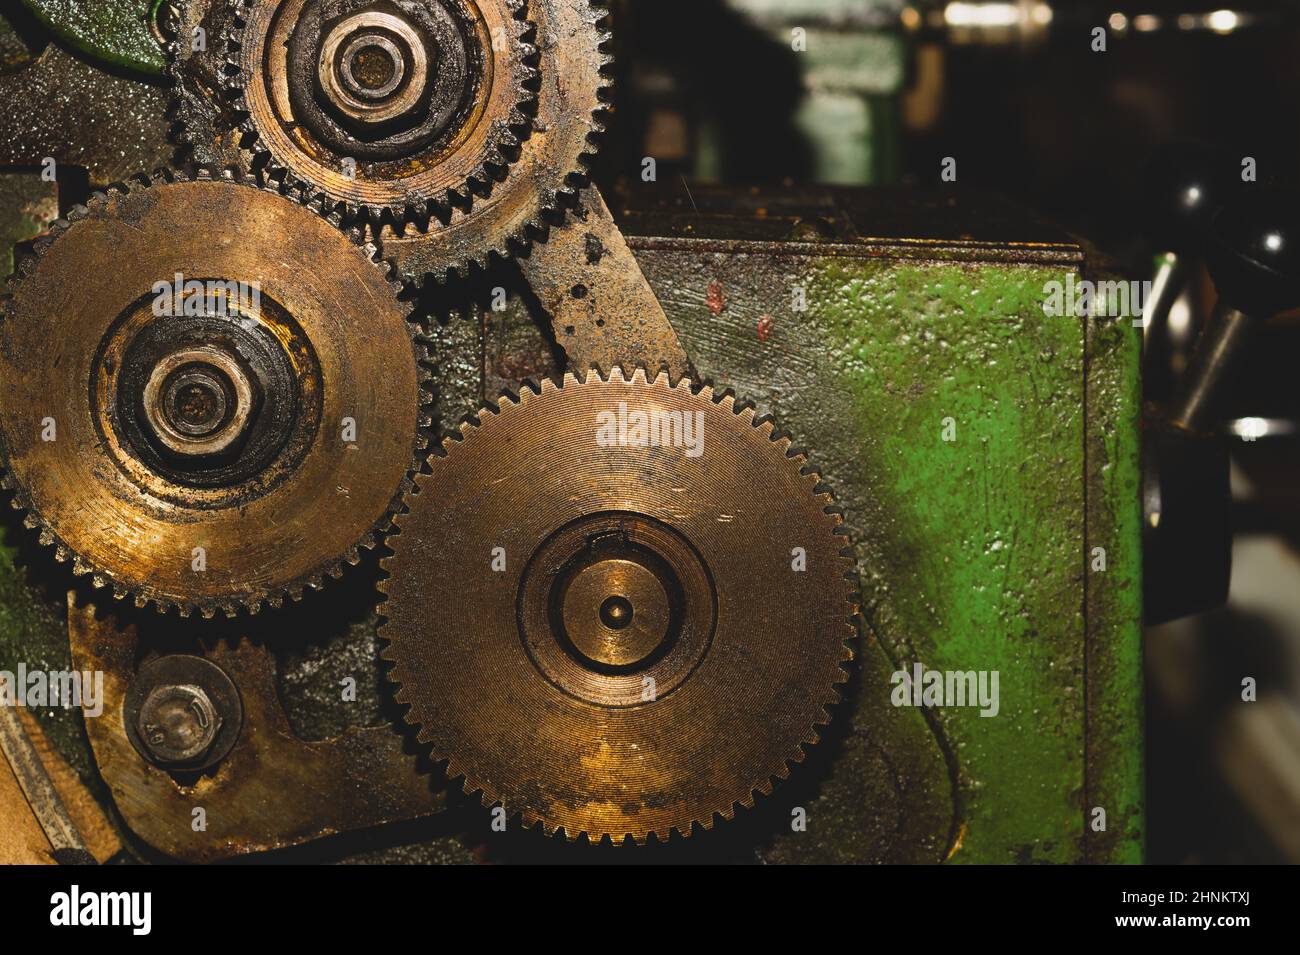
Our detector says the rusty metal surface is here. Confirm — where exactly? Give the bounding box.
[0,705,121,864]
[609,180,1084,255]
[0,45,172,185]
[67,598,446,862]
[0,698,93,861]
[170,0,247,166]
[222,0,537,221]
[516,186,690,379]
[380,369,857,843]
[380,0,611,280]
[0,170,429,616]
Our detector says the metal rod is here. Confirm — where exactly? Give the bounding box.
[1169,304,1255,433]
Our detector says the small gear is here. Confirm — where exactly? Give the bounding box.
[379,369,857,842]
[218,0,539,222]
[169,0,249,166]
[0,168,431,616]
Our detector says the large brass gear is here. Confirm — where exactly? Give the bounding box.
[0,168,430,617]
[221,0,539,223]
[379,369,857,843]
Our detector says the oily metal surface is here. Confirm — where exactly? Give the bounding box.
[223,0,537,221]
[0,44,173,186]
[516,185,690,380]
[67,599,447,862]
[380,369,857,843]
[381,0,611,281]
[0,170,429,616]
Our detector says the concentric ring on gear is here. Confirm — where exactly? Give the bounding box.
[229,0,536,219]
[91,284,323,503]
[378,0,612,282]
[379,368,857,843]
[0,171,429,616]
[518,511,717,707]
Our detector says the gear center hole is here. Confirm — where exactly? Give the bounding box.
[599,594,634,630]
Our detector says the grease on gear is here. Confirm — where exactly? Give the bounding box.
[379,369,857,842]
[0,168,431,617]
[223,0,539,222]
[375,0,613,282]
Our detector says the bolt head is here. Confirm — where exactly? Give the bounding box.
[137,683,222,767]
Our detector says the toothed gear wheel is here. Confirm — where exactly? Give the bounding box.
[0,169,431,617]
[169,0,249,166]
[379,0,613,282]
[379,369,857,843]
[219,0,539,223]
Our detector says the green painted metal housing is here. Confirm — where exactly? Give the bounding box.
[614,186,1144,862]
